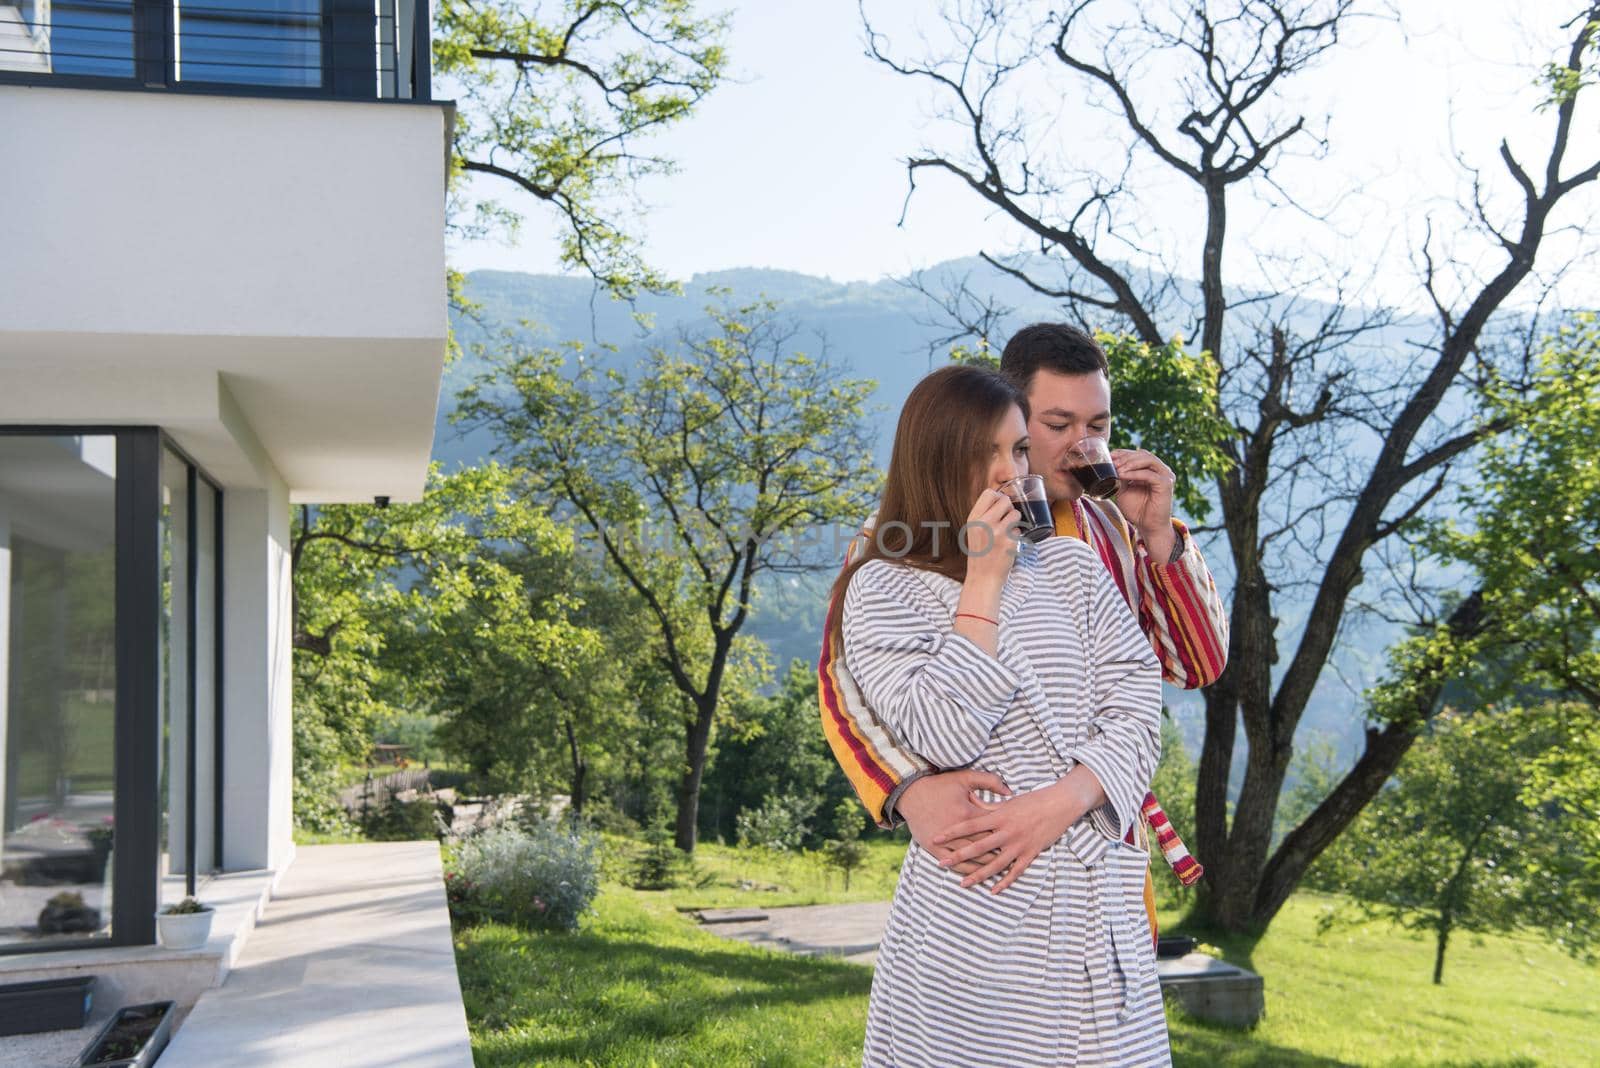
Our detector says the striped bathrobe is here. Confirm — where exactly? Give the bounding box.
[822,498,1228,831]
[843,539,1169,1067]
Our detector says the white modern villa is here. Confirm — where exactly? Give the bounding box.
[0,0,448,981]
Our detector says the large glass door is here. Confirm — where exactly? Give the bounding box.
[0,429,222,952]
[0,435,118,949]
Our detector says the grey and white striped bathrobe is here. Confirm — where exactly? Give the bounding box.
[842,536,1170,1068]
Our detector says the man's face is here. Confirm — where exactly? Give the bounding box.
[1024,369,1113,503]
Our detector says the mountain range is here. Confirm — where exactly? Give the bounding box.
[437,260,1444,769]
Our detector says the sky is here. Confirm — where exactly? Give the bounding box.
[447,0,1599,311]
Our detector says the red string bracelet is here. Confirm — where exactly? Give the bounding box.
[954,612,999,626]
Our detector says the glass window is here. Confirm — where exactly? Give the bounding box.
[175,0,322,89]
[160,450,220,905]
[23,0,138,79]
[0,435,117,949]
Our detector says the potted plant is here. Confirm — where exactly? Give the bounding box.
[155,897,213,950]
[75,1000,174,1067]
[38,891,102,935]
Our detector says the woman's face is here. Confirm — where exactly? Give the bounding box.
[982,403,1031,492]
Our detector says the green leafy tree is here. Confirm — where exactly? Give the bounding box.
[436,0,729,296]
[700,660,857,848]
[824,797,869,891]
[1098,334,1233,521]
[291,464,603,830]
[1316,703,1600,984]
[377,466,626,810]
[290,466,502,830]
[1272,312,1600,930]
[456,298,881,851]
[1426,313,1600,708]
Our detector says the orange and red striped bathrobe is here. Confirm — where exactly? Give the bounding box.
[818,497,1228,932]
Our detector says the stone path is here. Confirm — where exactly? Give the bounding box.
[695,901,893,966]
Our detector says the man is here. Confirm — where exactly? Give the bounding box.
[819,323,1226,913]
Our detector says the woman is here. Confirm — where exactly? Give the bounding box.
[833,365,1168,1067]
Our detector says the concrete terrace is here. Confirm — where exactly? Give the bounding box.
[159,842,473,1067]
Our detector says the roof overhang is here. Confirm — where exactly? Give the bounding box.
[0,84,451,503]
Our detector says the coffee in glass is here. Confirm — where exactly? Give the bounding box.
[1065,437,1119,499]
[999,474,1054,543]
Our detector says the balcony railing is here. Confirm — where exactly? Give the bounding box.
[0,0,430,100]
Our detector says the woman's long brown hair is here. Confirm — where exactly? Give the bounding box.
[827,364,1028,644]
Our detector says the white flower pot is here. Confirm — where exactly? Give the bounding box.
[155,908,214,950]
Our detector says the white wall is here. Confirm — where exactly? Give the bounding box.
[221,474,295,873]
[0,86,450,503]
[0,87,445,342]
[0,84,451,879]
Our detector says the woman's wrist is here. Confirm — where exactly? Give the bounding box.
[1052,767,1107,824]
[958,580,1004,616]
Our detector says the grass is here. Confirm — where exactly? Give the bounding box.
[460,891,871,1067]
[1162,891,1600,1067]
[456,835,1600,1067]
[607,834,909,911]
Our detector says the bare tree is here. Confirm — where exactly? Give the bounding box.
[862,0,1600,933]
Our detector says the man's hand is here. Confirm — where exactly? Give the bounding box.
[932,767,1106,892]
[1110,448,1177,561]
[897,769,1012,875]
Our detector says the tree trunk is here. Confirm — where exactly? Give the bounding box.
[1248,591,1486,928]
[1195,495,1277,930]
[1207,738,1293,933]
[1253,722,1419,923]
[1433,913,1452,985]
[674,697,716,852]
[564,718,587,817]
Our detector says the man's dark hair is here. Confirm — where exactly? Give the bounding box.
[999,323,1110,391]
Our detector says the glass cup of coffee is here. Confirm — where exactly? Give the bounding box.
[1065,436,1119,499]
[999,474,1054,543]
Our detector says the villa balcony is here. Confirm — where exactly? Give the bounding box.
[0,0,430,102]
[0,0,449,502]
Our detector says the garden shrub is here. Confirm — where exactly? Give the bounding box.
[630,824,690,890]
[735,793,817,852]
[362,787,451,841]
[449,822,600,930]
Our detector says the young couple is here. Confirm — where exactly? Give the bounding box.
[819,324,1228,1066]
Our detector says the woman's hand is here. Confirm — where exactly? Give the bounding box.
[962,488,1022,591]
[931,768,1106,892]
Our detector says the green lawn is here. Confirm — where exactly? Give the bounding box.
[455,840,1598,1067]
[460,891,872,1067]
[1163,891,1598,1067]
[610,835,909,910]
